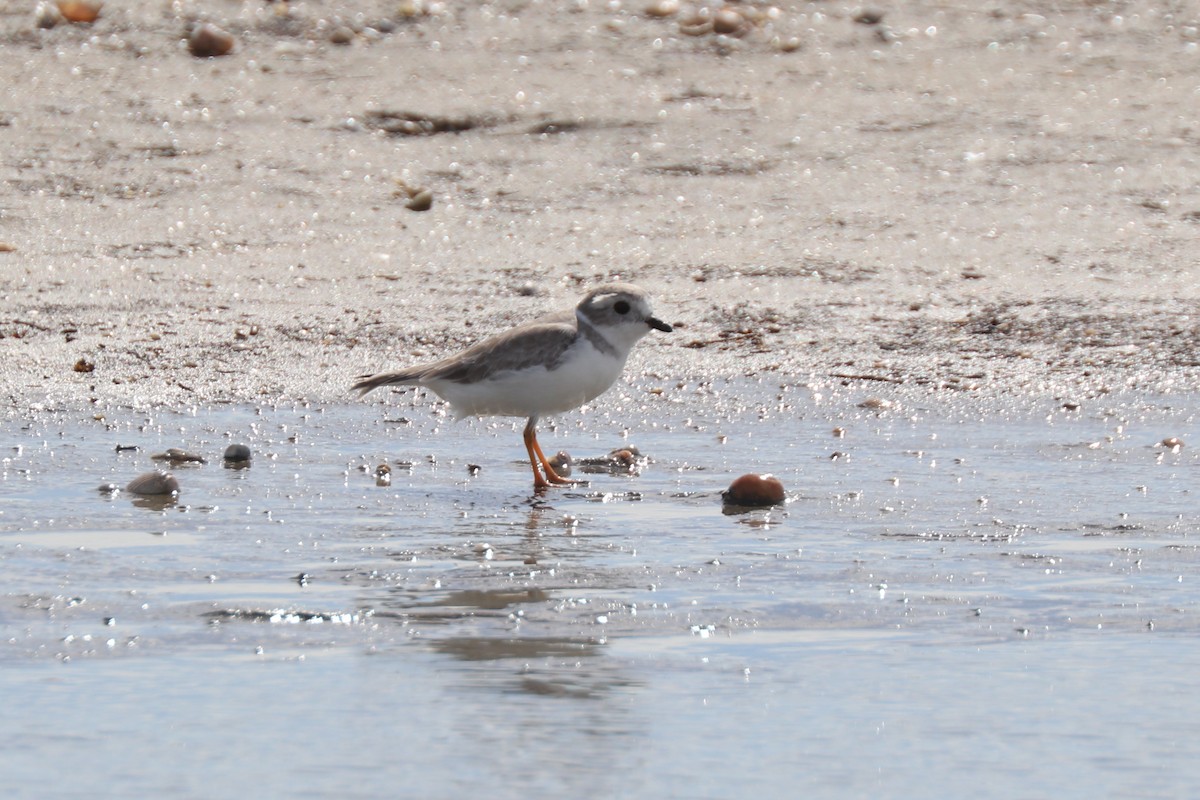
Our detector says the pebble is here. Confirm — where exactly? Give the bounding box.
[644,0,679,18]
[57,0,101,23]
[329,25,355,45]
[151,447,206,465]
[722,473,786,507]
[223,443,252,462]
[188,23,235,58]
[1161,436,1185,450]
[547,451,572,478]
[712,7,744,35]
[35,2,64,28]
[853,8,885,25]
[577,446,642,474]
[125,471,180,496]
[375,463,392,486]
[405,188,433,212]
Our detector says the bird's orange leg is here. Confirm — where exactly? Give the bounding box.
[523,418,578,487]
[523,420,551,490]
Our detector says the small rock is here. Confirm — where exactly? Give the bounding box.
[405,188,433,212]
[577,446,643,474]
[467,463,482,476]
[547,450,572,478]
[223,443,252,462]
[722,474,786,508]
[188,23,235,58]
[151,447,206,465]
[375,463,392,486]
[608,449,637,467]
[57,0,101,23]
[125,471,179,496]
[852,8,884,25]
[73,358,95,373]
[644,0,679,18]
[712,7,744,35]
[35,2,64,28]
[1161,436,1185,450]
[97,482,120,494]
[329,25,355,45]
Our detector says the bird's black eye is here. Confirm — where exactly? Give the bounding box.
[614,300,631,315]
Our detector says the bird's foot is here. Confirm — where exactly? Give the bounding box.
[539,463,586,488]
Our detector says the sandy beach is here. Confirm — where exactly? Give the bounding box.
[3,0,1199,410]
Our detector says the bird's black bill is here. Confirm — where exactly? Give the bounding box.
[648,316,673,333]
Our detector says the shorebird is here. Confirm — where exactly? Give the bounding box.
[353,283,671,489]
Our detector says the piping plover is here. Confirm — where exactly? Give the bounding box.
[353,283,672,489]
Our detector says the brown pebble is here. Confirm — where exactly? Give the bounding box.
[35,3,63,28]
[151,447,206,464]
[188,23,235,58]
[547,450,573,477]
[610,449,636,466]
[712,7,744,35]
[1161,437,1185,450]
[722,473,786,507]
[73,358,95,373]
[126,471,180,496]
[405,188,433,212]
[852,8,884,25]
[375,463,392,486]
[57,0,101,23]
[644,0,679,18]
[329,25,355,45]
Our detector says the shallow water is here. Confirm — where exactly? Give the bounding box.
[3,380,1200,798]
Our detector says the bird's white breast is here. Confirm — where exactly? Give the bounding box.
[428,337,627,419]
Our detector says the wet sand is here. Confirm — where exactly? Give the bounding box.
[2,392,1200,797]
[3,1,1199,411]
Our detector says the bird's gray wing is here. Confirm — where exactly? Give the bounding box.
[423,317,578,384]
[353,313,578,395]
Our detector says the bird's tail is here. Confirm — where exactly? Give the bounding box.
[352,370,423,397]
